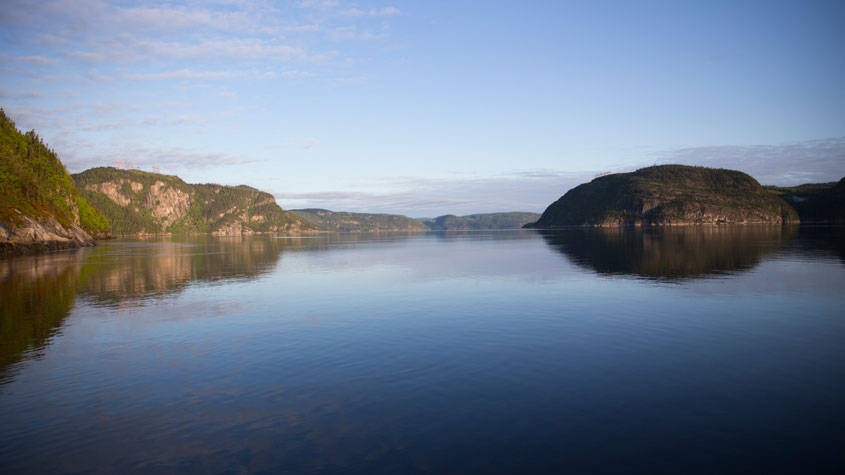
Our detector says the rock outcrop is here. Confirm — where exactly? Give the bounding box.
[73,168,311,235]
[0,210,94,256]
[527,165,800,228]
[1,108,109,255]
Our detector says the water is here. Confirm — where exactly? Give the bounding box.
[1,227,844,473]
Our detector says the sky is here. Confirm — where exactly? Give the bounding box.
[1,0,844,216]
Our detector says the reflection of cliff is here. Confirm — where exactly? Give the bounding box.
[0,253,81,379]
[0,236,295,377]
[78,236,289,305]
[790,226,845,264]
[539,226,795,279]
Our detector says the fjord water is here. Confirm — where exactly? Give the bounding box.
[1,228,844,473]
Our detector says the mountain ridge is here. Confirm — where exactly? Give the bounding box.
[73,167,311,235]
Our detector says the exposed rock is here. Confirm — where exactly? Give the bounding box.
[73,167,311,235]
[0,210,94,256]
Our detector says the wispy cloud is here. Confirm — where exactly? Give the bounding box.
[298,0,340,10]
[272,137,845,216]
[0,90,44,100]
[15,55,54,65]
[341,6,400,17]
[63,144,266,172]
[652,137,845,185]
[275,170,595,216]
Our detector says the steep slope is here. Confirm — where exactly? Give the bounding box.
[767,178,845,223]
[424,212,540,230]
[292,209,428,232]
[73,167,310,235]
[527,165,799,227]
[1,109,109,255]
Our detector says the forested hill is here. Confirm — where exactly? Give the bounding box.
[767,179,845,224]
[73,167,311,235]
[423,212,540,230]
[1,109,109,254]
[527,165,800,228]
[291,209,428,232]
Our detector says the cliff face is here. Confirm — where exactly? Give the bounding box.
[528,165,799,228]
[1,109,108,255]
[73,168,311,235]
[0,211,94,255]
[292,209,429,232]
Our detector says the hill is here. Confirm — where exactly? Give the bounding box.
[527,165,799,228]
[424,212,540,230]
[291,209,428,232]
[73,167,310,235]
[767,179,845,223]
[0,109,109,255]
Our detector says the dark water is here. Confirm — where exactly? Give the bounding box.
[1,227,844,474]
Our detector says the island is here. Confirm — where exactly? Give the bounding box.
[526,165,800,228]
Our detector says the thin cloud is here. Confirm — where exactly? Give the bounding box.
[0,90,44,99]
[15,55,54,65]
[127,69,238,80]
[341,6,400,17]
[653,137,845,186]
[298,0,340,9]
[275,170,595,217]
[62,144,266,172]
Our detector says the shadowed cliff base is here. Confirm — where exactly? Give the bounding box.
[538,225,798,280]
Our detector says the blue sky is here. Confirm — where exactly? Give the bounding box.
[1,0,843,216]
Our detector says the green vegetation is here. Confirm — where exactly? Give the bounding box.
[293,209,541,231]
[0,109,108,235]
[292,209,428,232]
[423,212,540,230]
[73,167,309,235]
[767,179,845,223]
[528,165,800,227]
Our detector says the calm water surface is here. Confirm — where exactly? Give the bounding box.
[1,227,844,473]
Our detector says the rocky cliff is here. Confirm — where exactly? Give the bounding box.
[1,109,109,255]
[527,165,799,228]
[73,167,311,235]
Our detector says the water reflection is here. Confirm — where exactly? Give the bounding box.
[0,235,301,379]
[79,236,290,305]
[0,233,433,377]
[539,225,798,280]
[0,253,81,380]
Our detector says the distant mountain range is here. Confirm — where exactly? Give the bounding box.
[422,212,540,230]
[291,209,427,232]
[293,209,541,232]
